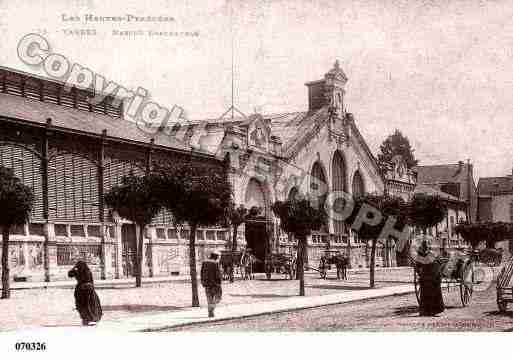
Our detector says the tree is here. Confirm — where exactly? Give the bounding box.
[346,194,408,288]
[157,163,232,307]
[104,173,162,288]
[225,204,261,282]
[377,129,418,171]
[408,193,447,235]
[0,166,35,299]
[455,221,513,250]
[272,197,326,296]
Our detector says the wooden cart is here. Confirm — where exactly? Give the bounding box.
[496,255,513,313]
[219,250,243,281]
[413,252,475,308]
[315,250,349,280]
[265,252,296,280]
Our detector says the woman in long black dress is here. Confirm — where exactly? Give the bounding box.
[68,261,103,325]
[413,239,445,316]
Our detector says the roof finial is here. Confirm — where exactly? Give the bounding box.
[334,60,340,70]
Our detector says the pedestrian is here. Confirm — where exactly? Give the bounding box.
[201,251,222,318]
[413,239,444,317]
[68,260,103,326]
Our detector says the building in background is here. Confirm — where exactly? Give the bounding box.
[414,161,478,223]
[477,171,513,222]
[384,156,468,264]
[477,171,513,253]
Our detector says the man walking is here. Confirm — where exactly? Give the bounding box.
[201,251,222,318]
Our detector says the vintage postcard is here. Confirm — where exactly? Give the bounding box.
[0,0,511,357]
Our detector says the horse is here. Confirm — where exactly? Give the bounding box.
[240,250,258,280]
[335,254,349,280]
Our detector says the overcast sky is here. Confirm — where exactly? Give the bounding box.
[1,0,512,180]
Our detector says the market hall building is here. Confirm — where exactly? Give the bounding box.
[0,66,228,282]
[1,62,426,282]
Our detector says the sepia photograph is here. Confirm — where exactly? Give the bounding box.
[0,0,512,357]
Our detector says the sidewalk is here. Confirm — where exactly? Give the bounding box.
[6,283,415,333]
[11,266,410,290]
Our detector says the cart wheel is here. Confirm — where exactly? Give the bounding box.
[320,268,327,279]
[460,262,474,307]
[413,267,421,305]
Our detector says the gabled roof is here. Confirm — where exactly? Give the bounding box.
[478,176,513,195]
[414,183,463,203]
[414,163,469,184]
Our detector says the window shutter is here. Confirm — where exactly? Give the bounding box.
[0,144,44,221]
[48,152,100,221]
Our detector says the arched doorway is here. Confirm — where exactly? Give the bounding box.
[244,178,269,271]
[332,151,347,238]
[288,186,300,201]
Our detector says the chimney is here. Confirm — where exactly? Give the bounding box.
[305,60,348,112]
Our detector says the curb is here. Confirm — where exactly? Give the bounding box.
[11,266,412,291]
[136,285,415,332]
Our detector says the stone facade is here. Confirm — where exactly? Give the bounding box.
[0,62,405,282]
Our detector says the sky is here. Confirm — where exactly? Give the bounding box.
[1,0,513,181]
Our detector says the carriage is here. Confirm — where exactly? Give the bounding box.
[315,250,349,280]
[219,249,258,281]
[219,250,243,281]
[413,250,476,307]
[265,252,296,280]
[496,254,513,313]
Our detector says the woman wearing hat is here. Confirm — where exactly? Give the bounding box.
[201,251,223,318]
[412,237,445,316]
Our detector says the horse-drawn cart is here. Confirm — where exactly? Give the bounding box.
[496,255,513,313]
[220,249,257,281]
[265,252,296,280]
[413,251,475,307]
[219,250,242,281]
[312,250,348,280]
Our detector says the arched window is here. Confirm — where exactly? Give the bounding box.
[245,178,268,217]
[310,161,328,231]
[352,170,365,197]
[332,151,347,235]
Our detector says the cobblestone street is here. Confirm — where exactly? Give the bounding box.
[1,268,411,331]
[167,282,511,332]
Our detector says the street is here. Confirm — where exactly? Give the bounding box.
[0,268,411,331]
[166,285,513,332]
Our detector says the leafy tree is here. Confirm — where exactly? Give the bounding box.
[104,173,162,288]
[0,166,35,299]
[225,204,261,282]
[156,163,232,307]
[377,129,418,171]
[455,221,513,250]
[346,194,408,288]
[272,198,326,296]
[408,193,447,235]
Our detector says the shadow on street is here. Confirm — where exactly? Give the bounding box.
[102,304,181,313]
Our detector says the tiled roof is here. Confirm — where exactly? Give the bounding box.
[414,163,469,184]
[0,92,192,152]
[414,183,463,202]
[478,176,513,195]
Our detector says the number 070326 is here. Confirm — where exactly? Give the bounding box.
[14,342,47,351]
